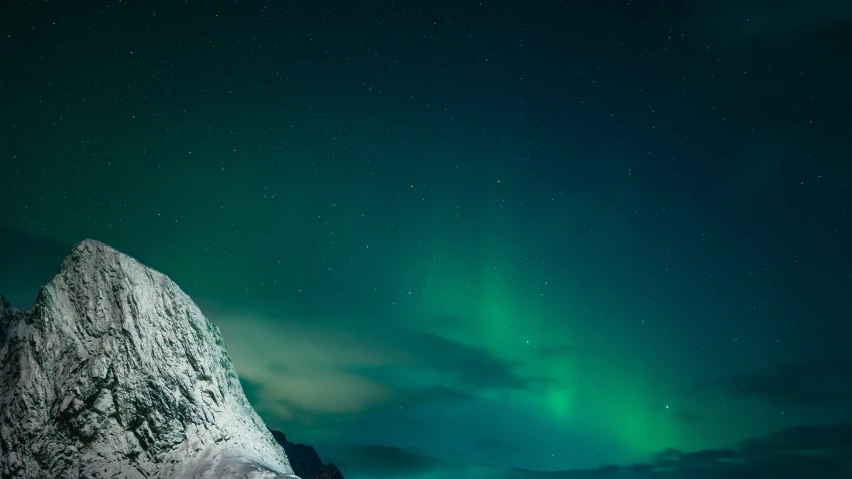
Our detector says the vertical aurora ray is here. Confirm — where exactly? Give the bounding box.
[404,202,584,423]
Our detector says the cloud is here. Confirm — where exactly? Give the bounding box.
[740,423,852,456]
[334,445,450,477]
[200,305,528,433]
[530,423,852,479]
[329,423,852,479]
[395,331,534,390]
[389,385,473,407]
[708,361,852,405]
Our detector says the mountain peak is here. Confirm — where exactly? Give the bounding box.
[59,238,130,274]
[65,238,116,259]
[76,237,112,250]
[0,240,299,478]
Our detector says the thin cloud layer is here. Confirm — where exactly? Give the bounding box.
[335,423,852,479]
[709,361,852,405]
[203,306,529,422]
[334,445,451,477]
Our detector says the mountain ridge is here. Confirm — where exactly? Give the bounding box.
[269,430,343,479]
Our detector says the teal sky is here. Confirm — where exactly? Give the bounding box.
[2,1,851,478]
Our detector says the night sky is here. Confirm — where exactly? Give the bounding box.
[2,0,852,478]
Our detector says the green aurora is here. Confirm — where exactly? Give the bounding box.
[2,0,851,478]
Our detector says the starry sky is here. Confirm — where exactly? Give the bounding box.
[1,0,851,478]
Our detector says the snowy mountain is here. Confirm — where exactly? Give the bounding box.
[0,239,301,478]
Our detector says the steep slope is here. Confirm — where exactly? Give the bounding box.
[0,240,298,478]
[0,295,21,347]
[269,430,343,479]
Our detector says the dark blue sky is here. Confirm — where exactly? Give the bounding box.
[1,1,851,478]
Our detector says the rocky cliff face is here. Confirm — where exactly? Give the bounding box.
[269,431,343,479]
[0,240,299,478]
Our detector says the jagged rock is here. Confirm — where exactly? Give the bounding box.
[0,295,21,345]
[0,239,300,478]
[269,431,342,479]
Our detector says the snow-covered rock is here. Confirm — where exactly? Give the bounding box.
[0,239,299,478]
[269,430,343,479]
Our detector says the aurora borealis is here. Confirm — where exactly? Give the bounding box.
[2,0,851,478]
